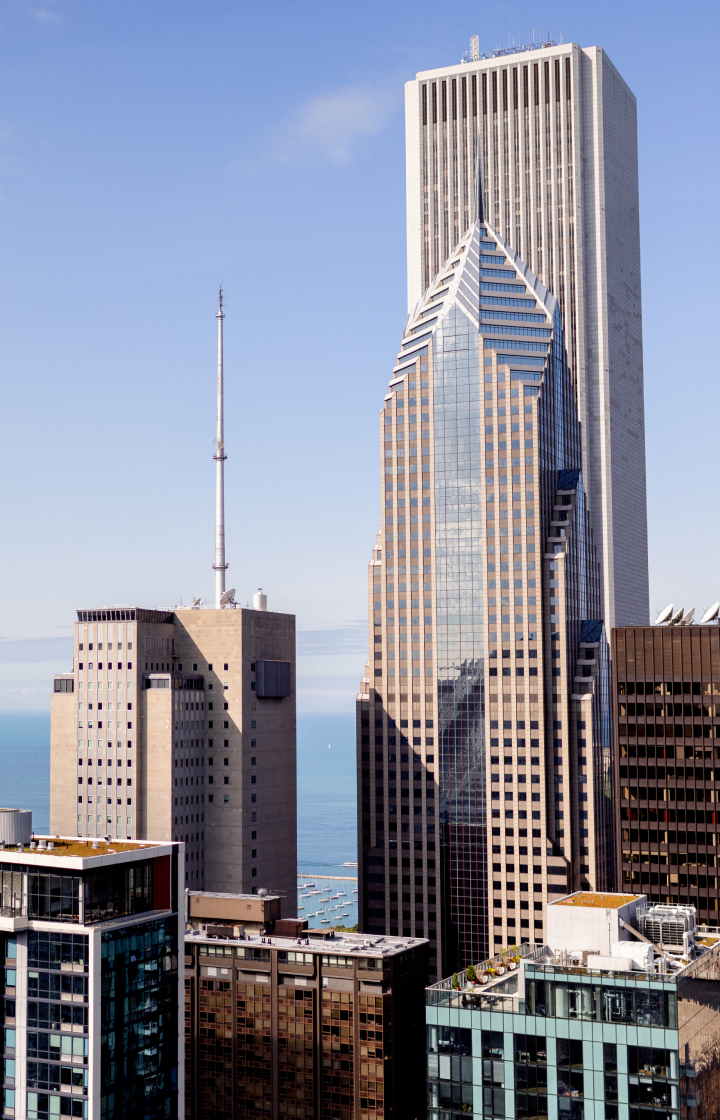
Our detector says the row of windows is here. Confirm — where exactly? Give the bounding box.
[490,667,540,677]
[481,309,546,323]
[77,758,131,769]
[620,724,720,740]
[78,638,132,650]
[25,1034,88,1061]
[620,680,717,696]
[77,775,131,785]
[621,764,720,780]
[619,701,718,716]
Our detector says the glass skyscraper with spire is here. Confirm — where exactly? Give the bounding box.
[357,217,615,981]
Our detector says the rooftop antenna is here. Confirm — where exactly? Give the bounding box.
[213,287,229,608]
[470,34,479,62]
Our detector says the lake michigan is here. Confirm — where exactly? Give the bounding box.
[0,711,358,923]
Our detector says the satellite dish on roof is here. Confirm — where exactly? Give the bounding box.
[192,597,202,608]
[220,588,236,607]
[681,608,695,625]
[671,607,684,625]
[655,604,673,625]
[701,602,720,624]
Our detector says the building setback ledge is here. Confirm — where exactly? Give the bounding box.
[0,914,30,932]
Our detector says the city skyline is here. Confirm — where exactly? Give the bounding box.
[1,3,720,718]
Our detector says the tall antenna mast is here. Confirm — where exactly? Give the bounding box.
[213,287,228,608]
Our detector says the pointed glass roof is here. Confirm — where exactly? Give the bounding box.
[391,219,558,385]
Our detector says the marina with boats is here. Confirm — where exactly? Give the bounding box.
[296,872,359,929]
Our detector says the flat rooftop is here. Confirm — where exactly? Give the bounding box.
[186,927,426,959]
[187,890,281,902]
[0,837,169,865]
[553,892,636,909]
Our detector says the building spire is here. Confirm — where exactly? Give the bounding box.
[213,287,228,607]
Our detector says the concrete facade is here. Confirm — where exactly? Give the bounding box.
[404,43,648,632]
[174,607,297,911]
[49,604,296,911]
[49,682,77,836]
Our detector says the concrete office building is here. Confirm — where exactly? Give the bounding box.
[613,614,720,927]
[50,291,297,906]
[183,890,428,1120]
[426,891,720,1120]
[404,38,649,631]
[357,219,614,980]
[0,810,183,1120]
[50,601,296,908]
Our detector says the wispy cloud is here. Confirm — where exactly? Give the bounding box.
[242,81,397,171]
[287,83,395,164]
[32,7,62,23]
[296,622,367,713]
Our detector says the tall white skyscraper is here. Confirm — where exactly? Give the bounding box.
[403,40,648,631]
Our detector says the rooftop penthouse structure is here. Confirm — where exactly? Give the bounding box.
[426,891,720,1120]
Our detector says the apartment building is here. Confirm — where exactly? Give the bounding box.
[183,891,428,1120]
[426,891,716,1120]
[0,809,183,1120]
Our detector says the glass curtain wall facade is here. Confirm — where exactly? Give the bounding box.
[357,219,614,980]
[100,917,179,1120]
[426,956,683,1120]
[425,931,720,1120]
[0,842,182,1120]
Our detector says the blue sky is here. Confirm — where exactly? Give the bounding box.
[1,0,719,711]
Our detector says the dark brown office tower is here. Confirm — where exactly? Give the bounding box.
[613,622,720,922]
[183,892,428,1120]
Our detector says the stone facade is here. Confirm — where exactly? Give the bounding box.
[404,43,648,633]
